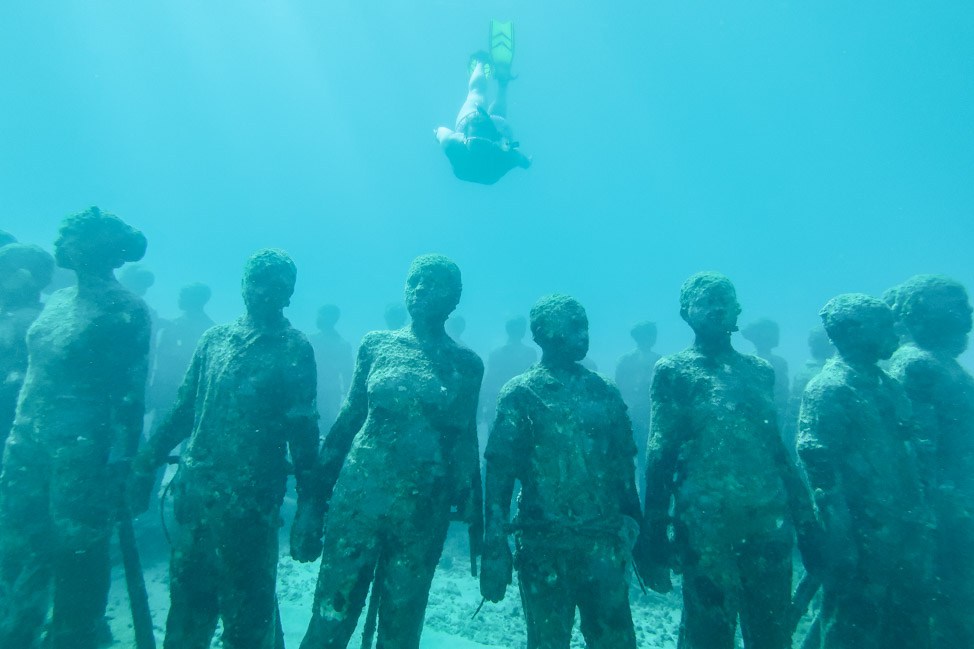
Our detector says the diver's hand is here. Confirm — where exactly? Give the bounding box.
[290,500,324,563]
[479,538,513,603]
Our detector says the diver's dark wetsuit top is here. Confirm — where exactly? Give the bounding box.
[445,137,522,185]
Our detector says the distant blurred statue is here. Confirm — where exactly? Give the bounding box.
[446,314,467,344]
[298,255,483,649]
[384,301,408,330]
[0,207,151,649]
[481,294,641,649]
[799,293,934,649]
[479,315,537,426]
[0,244,54,450]
[741,317,790,423]
[149,282,215,417]
[435,21,531,185]
[782,326,834,454]
[635,272,821,649]
[0,230,16,247]
[615,320,661,494]
[888,275,974,648]
[120,263,163,375]
[130,249,321,649]
[309,304,353,431]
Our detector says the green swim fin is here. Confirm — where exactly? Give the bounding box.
[489,20,515,78]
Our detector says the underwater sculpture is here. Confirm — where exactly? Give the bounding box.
[0,230,16,247]
[131,249,321,649]
[798,293,933,649]
[0,207,151,649]
[0,243,54,450]
[148,282,215,417]
[782,326,835,454]
[741,317,790,424]
[635,272,821,649]
[298,254,484,649]
[384,301,408,329]
[479,315,537,427]
[309,304,353,431]
[481,294,641,649]
[614,320,661,494]
[435,21,531,185]
[887,275,974,648]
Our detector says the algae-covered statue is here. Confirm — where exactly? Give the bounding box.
[0,207,150,649]
[798,293,934,649]
[887,275,973,648]
[0,243,54,449]
[148,282,215,417]
[614,320,661,494]
[741,317,790,424]
[309,304,353,431]
[782,326,834,454]
[635,272,820,649]
[481,294,641,649]
[479,315,537,427]
[130,249,321,649]
[298,254,483,649]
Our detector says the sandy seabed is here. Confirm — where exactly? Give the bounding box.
[105,523,684,649]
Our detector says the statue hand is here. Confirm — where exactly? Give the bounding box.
[479,540,513,603]
[639,559,673,594]
[290,501,324,563]
[126,467,156,516]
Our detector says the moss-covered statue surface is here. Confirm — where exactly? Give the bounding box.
[298,254,483,649]
[782,326,834,455]
[0,208,151,649]
[887,275,974,648]
[798,293,933,649]
[131,249,320,649]
[481,294,641,649]
[635,272,820,649]
[0,243,54,450]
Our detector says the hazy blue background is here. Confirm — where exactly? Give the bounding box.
[2,1,972,371]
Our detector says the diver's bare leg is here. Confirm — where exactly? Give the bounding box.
[489,78,509,118]
[455,63,489,129]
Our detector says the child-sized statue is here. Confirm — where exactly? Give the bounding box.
[481,294,641,649]
[636,272,821,649]
[887,275,973,648]
[130,249,321,649]
[799,293,934,649]
[298,254,483,649]
[0,207,151,649]
[0,243,54,449]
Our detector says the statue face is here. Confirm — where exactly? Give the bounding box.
[404,266,459,324]
[915,290,973,356]
[833,305,899,363]
[242,273,291,318]
[683,284,741,339]
[533,300,589,363]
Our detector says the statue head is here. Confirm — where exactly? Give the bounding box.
[54,207,146,277]
[679,272,741,339]
[896,275,972,357]
[630,320,658,349]
[316,304,341,330]
[807,326,835,362]
[505,315,528,341]
[241,249,296,321]
[820,293,899,365]
[530,294,589,365]
[741,317,780,352]
[0,244,54,307]
[404,254,462,326]
[178,282,212,313]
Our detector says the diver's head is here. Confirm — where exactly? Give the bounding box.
[54,207,147,279]
[0,243,54,308]
[241,249,296,324]
[820,294,898,366]
[404,254,462,329]
[531,294,589,367]
[680,272,741,340]
[178,282,212,313]
[896,275,972,357]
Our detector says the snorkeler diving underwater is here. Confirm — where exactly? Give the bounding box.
[1,2,973,649]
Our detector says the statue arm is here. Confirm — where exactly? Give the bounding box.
[286,340,322,505]
[317,335,373,504]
